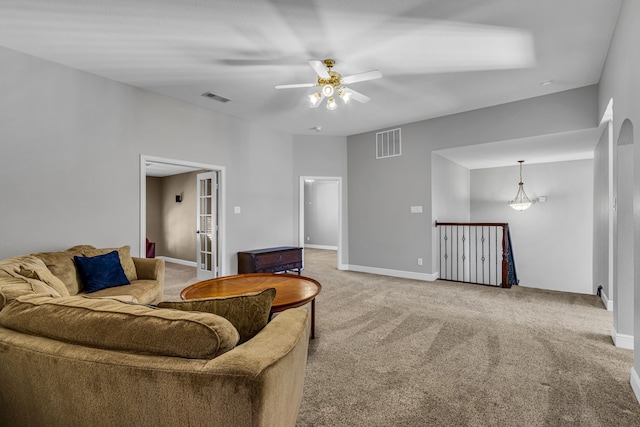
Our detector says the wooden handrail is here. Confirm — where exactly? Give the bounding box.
[435,221,508,227]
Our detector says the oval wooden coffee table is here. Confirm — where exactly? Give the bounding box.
[180,273,322,338]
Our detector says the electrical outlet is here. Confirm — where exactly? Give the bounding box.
[417,258,423,266]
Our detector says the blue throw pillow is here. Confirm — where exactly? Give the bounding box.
[74,250,131,293]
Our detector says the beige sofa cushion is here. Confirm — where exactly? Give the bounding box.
[84,279,159,305]
[158,288,276,344]
[0,271,61,309]
[0,295,239,359]
[32,248,84,295]
[0,255,70,298]
[32,245,138,294]
[84,294,139,303]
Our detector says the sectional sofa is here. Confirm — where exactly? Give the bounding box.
[0,245,311,426]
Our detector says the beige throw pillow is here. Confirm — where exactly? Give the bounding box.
[158,288,276,344]
[0,255,70,297]
[0,270,62,310]
[31,250,83,295]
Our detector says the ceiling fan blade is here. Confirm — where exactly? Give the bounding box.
[341,70,382,85]
[343,88,370,103]
[275,83,316,89]
[308,60,330,79]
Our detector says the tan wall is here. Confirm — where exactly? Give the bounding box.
[145,177,163,252]
[146,171,202,262]
[162,171,199,262]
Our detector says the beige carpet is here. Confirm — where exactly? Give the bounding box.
[163,261,198,301]
[164,250,640,426]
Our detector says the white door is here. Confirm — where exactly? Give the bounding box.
[196,171,219,280]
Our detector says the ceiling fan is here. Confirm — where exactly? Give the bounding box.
[275,59,382,110]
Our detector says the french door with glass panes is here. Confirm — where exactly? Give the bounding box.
[196,171,219,280]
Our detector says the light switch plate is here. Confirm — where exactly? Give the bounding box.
[410,206,423,214]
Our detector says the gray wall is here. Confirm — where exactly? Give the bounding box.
[598,0,640,381]
[615,141,634,338]
[470,160,594,294]
[431,153,471,270]
[593,128,611,300]
[347,85,599,276]
[348,124,431,273]
[304,180,339,248]
[292,134,348,265]
[0,45,296,275]
[431,154,471,221]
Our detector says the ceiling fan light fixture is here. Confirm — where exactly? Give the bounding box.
[308,91,322,106]
[338,88,351,103]
[326,96,337,110]
[322,84,334,97]
[276,59,380,112]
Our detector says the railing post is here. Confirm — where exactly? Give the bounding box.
[500,224,510,288]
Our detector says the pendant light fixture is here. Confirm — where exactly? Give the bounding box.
[508,160,535,211]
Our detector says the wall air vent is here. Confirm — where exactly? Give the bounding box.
[376,128,401,159]
[201,92,231,103]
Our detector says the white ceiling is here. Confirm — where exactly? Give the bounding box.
[0,0,621,165]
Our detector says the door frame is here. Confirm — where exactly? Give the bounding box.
[298,176,343,270]
[140,155,227,276]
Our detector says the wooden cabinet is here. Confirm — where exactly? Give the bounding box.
[237,247,303,274]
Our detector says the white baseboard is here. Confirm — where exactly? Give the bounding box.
[631,368,640,405]
[601,290,613,311]
[611,325,634,350]
[344,264,438,281]
[304,244,338,250]
[157,256,197,268]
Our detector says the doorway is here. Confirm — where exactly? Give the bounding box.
[299,176,343,269]
[140,155,226,277]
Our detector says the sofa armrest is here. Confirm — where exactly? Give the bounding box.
[132,257,164,299]
[202,307,311,426]
[132,257,164,281]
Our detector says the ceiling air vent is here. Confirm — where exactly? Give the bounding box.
[376,128,401,159]
[201,92,231,103]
